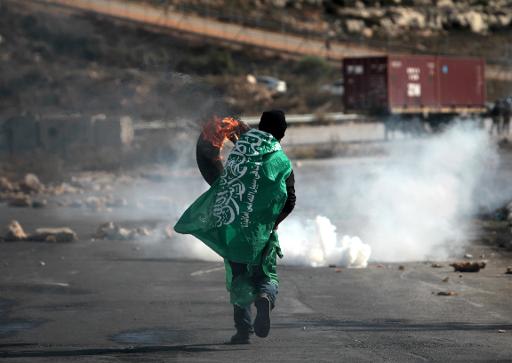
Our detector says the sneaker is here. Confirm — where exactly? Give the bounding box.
[254,294,271,338]
[228,331,251,345]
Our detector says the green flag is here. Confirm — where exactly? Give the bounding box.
[174,129,292,305]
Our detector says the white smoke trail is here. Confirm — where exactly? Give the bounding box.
[278,215,371,268]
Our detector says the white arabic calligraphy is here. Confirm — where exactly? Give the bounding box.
[212,129,271,227]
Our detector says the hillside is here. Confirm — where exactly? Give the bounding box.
[1,0,511,122]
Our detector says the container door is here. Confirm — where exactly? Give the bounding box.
[437,57,485,109]
[388,55,437,113]
[343,57,388,113]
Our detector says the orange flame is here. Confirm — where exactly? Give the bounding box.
[202,116,242,149]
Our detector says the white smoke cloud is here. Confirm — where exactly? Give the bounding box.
[261,122,499,264]
[359,122,497,261]
[119,121,502,266]
[279,215,371,268]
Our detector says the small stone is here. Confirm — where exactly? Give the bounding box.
[346,19,365,34]
[498,329,506,333]
[45,235,57,243]
[398,265,405,271]
[437,291,458,296]
[362,27,373,38]
[464,253,473,259]
[39,261,46,266]
[450,261,486,272]
[19,173,44,194]
[29,228,78,243]
[431,263,443,268]
[135,227,151,236]
[505,267,512,275]
[442,277,449,282]
[0,177,14,192]
[4,220,27,241]
[8,194,32,207]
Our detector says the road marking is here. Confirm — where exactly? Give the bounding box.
[190,266,224,276]
[30,280,70,287]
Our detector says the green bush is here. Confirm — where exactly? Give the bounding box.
[293,56,334,80]
[177,49,237,75]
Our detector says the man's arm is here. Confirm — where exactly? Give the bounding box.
[273,170,296,229]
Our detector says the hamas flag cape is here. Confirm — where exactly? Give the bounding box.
[174,129,292,306]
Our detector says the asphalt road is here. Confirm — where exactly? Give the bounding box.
[2,145,512,362]
[1,205,512,362]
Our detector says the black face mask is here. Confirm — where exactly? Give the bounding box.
[258,110,287,141]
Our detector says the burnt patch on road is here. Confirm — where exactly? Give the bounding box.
[111,327,193,345]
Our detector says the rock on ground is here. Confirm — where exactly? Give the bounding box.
[0,177,14,192]
[7,194,32,207]
[19,173,44,194]
[29,228,78,243]
[4,220,27,241]
[96,222,152,240]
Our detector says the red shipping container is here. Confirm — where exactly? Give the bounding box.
[343,55,486,115]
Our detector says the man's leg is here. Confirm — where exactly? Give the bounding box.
[253,267,278,338]
[229,262,253,344]
[233,305,252,338]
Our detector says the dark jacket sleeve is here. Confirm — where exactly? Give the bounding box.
[274,170,296,229]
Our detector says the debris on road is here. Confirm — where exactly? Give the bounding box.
[4,220,27,241]
[398,265,405,270]
[431,263,444,268]
[95,222,152,240]
[0,177,14,192]
[19,173,44,194]
[450,261,486,272]
[442,277,449,282]
[48,182,81,196]
[464,253,473,259]
[2,221,77,242]
[7,194,32,207]
[437,291,458,296]
[505,266,512,275]
[29,227,78,243]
